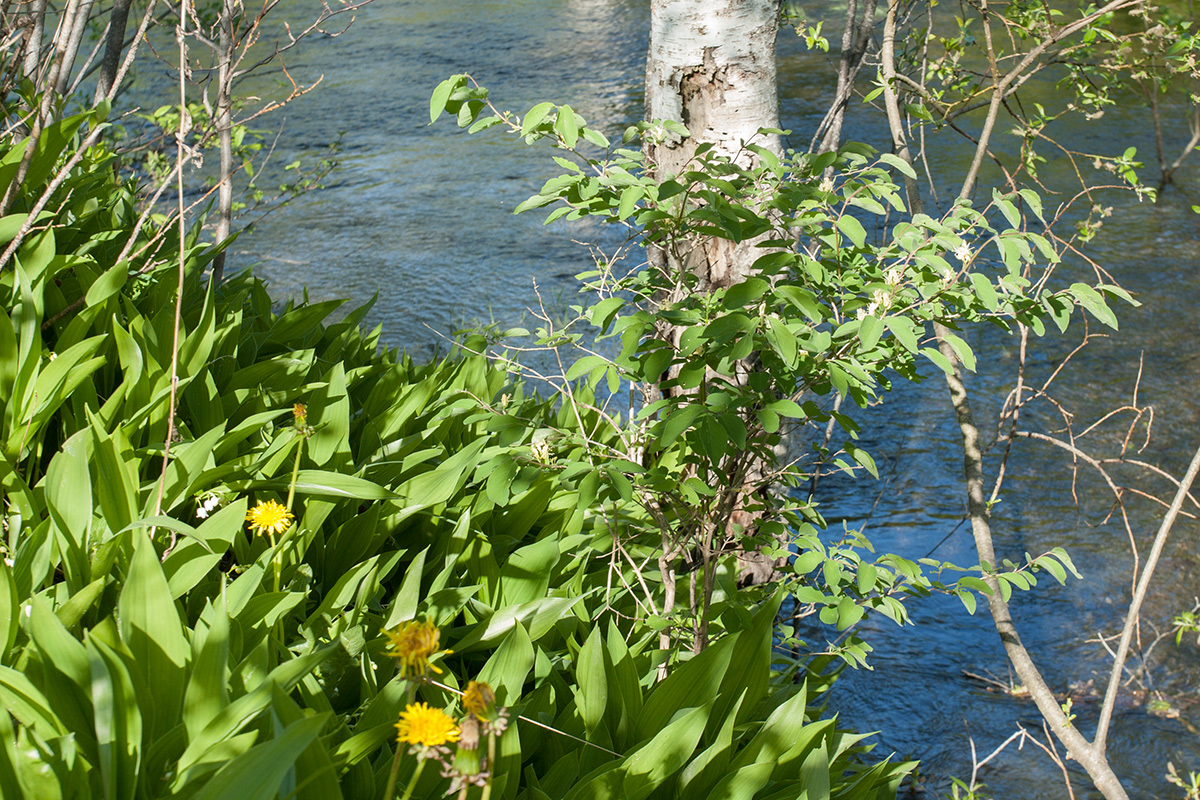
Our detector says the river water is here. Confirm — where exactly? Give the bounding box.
[200,1,1200,796]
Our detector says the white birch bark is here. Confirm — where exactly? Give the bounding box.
[645,0,782,286]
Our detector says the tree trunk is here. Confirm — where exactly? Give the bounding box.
[52,0,95,95]
[211,0,236,284]
[644,0,785,588]
[645,0,782,289]
[93,0,133,103]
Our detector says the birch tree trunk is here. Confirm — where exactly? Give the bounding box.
[211,0,236,284]
[645,0,782,289]
[645,0,785,591]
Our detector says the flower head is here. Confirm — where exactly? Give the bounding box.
[530,437,553,466]
[245,500,293,537]
[196,492,222,520]
[293,403,308,429]
[396,703,460,748]
[384,619,448,678]
[462,680,496,719]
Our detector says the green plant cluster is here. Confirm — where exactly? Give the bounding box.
[0,112,913,798]
[428,77,1114,665]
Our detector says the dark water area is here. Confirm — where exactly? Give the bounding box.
[140,1,1200,796]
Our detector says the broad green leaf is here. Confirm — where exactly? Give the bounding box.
[383,546,428,628]
[858,315,882,351]
[969,272,999,312]
[120,534,189,739]
[765,316,797,367]
[185,595,230,739]
[164,499,246,600]
[883,316,920,353]
[834,215,867,248]
[429,75,463,123]
[728,687,826,772]
[0,665,64,738]
[244,468,395,500]
[623,702,711,800]
[940,331,976,372]
[618,185,641,220]
[1069,282,1119,329]
[44,431,93,589]
[332,723,393,768]
[307,361,351,469]
[454,595,588,651]
[522,102,556,137]
[190,713,329,800]
[175,647,335,780]
[958,589,978,615]
[396,438,487,506]
[677,693,743,800]
[0,562,18,661]
[921,346,955,376]
[498,535,559,607]
[24,596,91,742]
[0,708,26,799]
[476,622,534,706]
[575,625,608,736]
[84,260,128,306]
[638,636,735,741]
[706,761,774,799]
[55,577,105,631]
[991,189,1021,228]
[879,153,916,179]
[90,422,139,536]
[724,278,770,309]
[798,741,832,800]
[89,637,143,800]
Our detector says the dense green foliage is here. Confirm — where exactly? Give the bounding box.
[430,77,1103,659]
[0,114,912,798]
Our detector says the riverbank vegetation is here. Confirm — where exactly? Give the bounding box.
[1,0,1199,798]
[0,121,917,796]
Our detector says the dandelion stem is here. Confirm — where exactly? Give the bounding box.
[286,433,303,511]
[274,437,304,595]
[398,756,427,800]
[382,744,405,800]
[480,730,496,800]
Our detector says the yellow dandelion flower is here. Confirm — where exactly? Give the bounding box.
[395,703,460,748]
[462,680,495,719]
[245,500,294,537]
[384,619,449,678]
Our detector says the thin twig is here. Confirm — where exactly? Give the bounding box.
[1094,441,1200,756]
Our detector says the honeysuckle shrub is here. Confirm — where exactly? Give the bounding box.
[0,114,911,797]
[429,77,1103,665]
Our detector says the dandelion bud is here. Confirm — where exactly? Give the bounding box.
[463,680,496,719]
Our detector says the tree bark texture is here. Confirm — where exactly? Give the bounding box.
[645,0,782,288]
[93,0,132,103]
